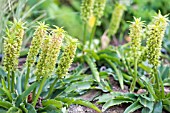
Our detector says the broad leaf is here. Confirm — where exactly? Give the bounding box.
[0,101,13,109]
[124,101,142,113]
[42,99,63,109]
[102,98,133,112]
[152,101,162,113]
[55,97,101,113]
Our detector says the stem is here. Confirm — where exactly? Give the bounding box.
[130,59,138,92]
[11,71,15,92]
[89,20,97,48]
[33,76,47,106]
[45,77,58,99]
[7,69,10,91]
[24,66,30,90]
[83,23,87,46]
[32,88,36,101]
[153,68,160,91]
[1,79,7,90]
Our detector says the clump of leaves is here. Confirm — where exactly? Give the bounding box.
[0,20,101,113]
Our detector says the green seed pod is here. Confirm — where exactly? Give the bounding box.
[81,0,94,23]
[26,22,48,67]
[108,3,126,36]
[146,12,169,68]
[129,17,144,59]
[56,37,78,78]
[93,0,106,25]
[35,37,51,80]
[44,27,64,76]
[3,20,24,71]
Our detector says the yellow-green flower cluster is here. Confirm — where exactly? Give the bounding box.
[26,22,48,67]
[35,27,64,80]
[3,20,24,71]
[146,12,169,68]
[108,3,126,36]
[81,0,94,23]
[129,17,144,59]
[56,38,78,78]
[93,0,106,25]
[44,28,64,76]
[35,37,50,79]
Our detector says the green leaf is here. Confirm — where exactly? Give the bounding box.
[139,96,154,113]
[64,81,92,93]
[42,99,63,109]
[138,63,152,73]
[152,101,162,113]
[102,98,133,112]
[0,101,13,109]
[55,97,101,113]
[84,49,100,60]
[26,103,36,113]
[163,105,170,112]
[0,88,12,102]
[38,105,61,113]
[7,107,22,113]
[15,82,39,107]
[106,59,124,90]
[0,108,7,112]
[99,54,121,64]
[124,101,142,113]
[84,55,100,82]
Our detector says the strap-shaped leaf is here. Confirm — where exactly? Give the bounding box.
[84,55,100,82]
[55,97,101,113]
[124,101,142,113]
[15,82,39,107]
[7,107,22,113]
[102,98,133,112]
[42,99,63,109]
[0,88,12,102]
[0,100,13,109]
[106,59,124,90]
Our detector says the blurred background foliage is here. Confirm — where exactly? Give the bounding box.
[0,0,170,54]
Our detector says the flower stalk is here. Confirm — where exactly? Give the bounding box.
[145,11,169,89]
[81,0,94,46]
[89,0,106,47]
[129,17,144,92]
[3,20,24,92]
[25,22,48,90]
